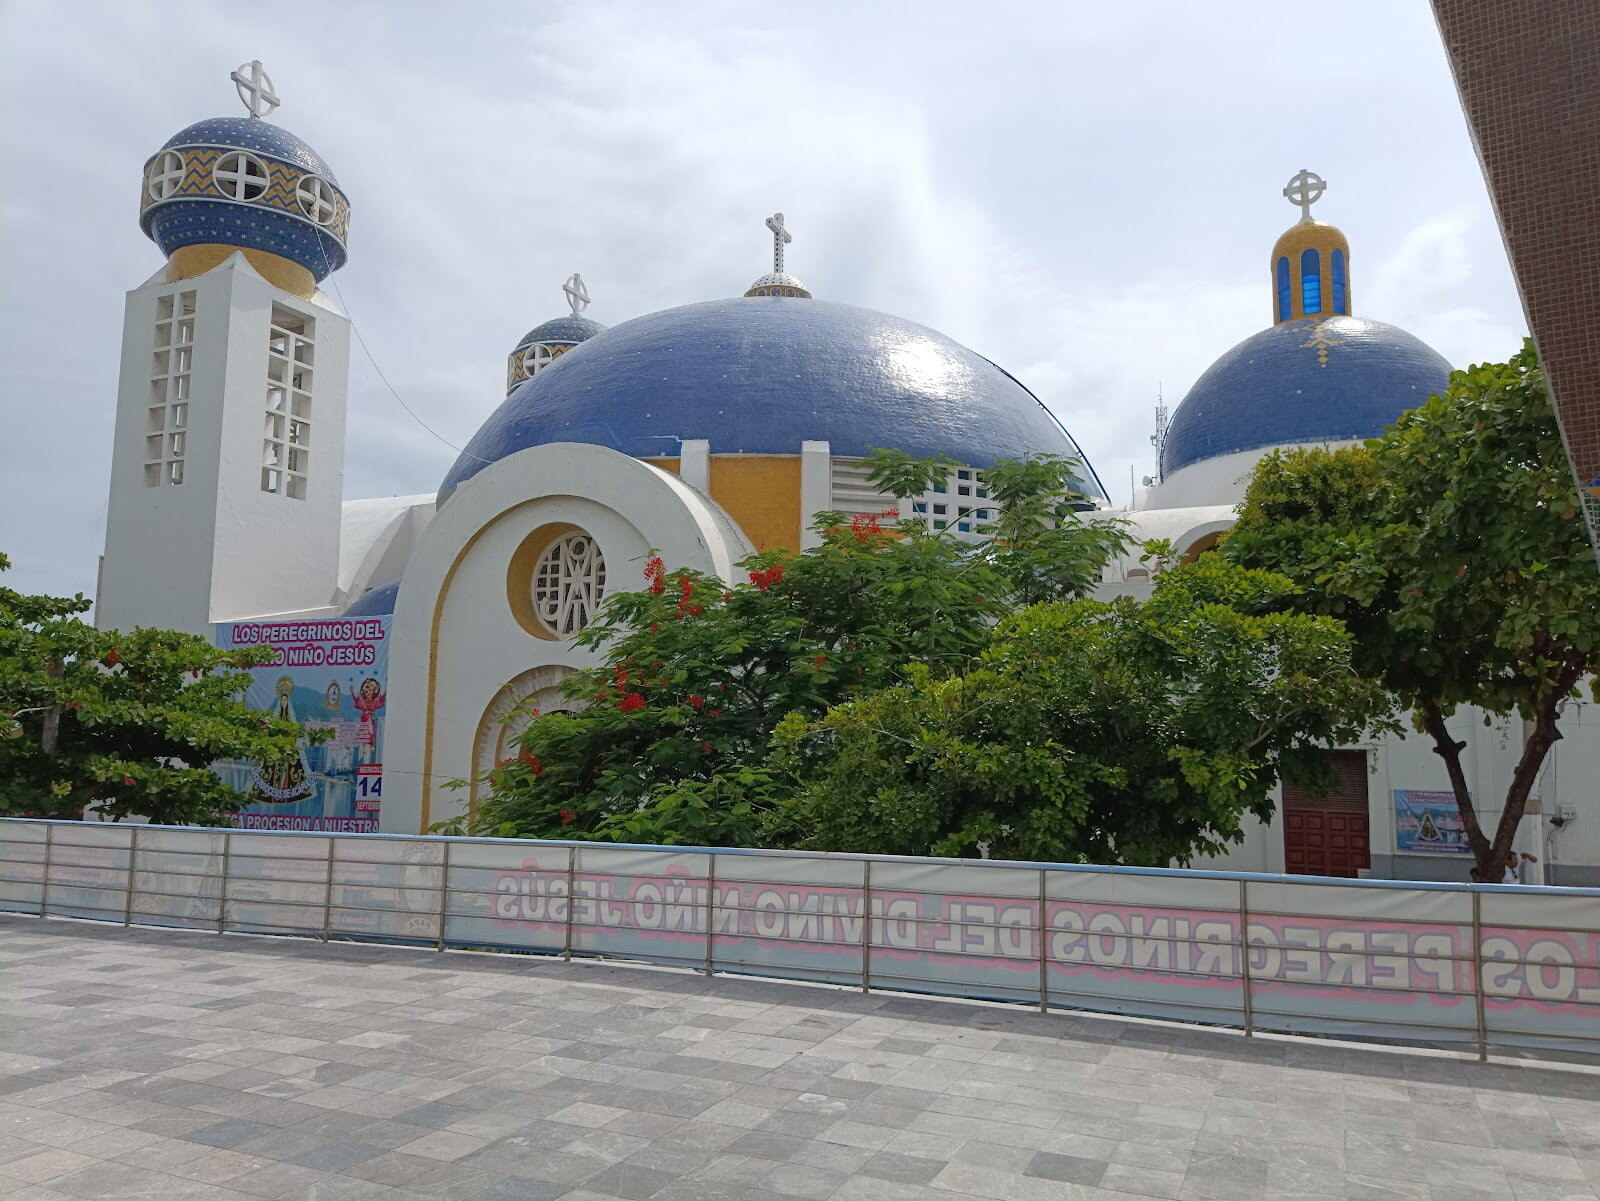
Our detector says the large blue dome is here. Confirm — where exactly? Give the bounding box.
[141,117,350,282]
[442,297,1105,502]
[1161,316,1452,477]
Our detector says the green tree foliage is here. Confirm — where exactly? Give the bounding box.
[1226,345,1600,880]
[457,453,1128,844]
[0,553,307,824]
[769,555,1388,864]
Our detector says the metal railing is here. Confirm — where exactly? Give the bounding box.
[2,818,1596,1060]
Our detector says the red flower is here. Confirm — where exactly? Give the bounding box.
[812,654,828,665]
[644,556,666,594]
[618,692,647,713]
[103,648,120,668]
[595,690,610,702]
[850,512,883,542]
[701,741,713,754]
[121,775,134,787]
[191,669,201,679]
[614,666,630,686]
[709,708,723,718]
[649,622,660,633]
[559,808,576,826]
[66,702,82,712]
[521,753,545,777]
[748,563,788,591]
[688,694,704,708]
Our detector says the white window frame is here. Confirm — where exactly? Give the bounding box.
[146,151,186,202]
[295,174,338,226]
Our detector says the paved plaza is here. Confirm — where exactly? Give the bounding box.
[1,916,1598,1201]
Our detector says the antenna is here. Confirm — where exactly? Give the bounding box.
[1148,382,1168,483]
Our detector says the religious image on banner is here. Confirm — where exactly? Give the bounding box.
[212,617,391,833]
[1393,788,1471,855]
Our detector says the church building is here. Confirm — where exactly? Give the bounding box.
[94,67,1599,884]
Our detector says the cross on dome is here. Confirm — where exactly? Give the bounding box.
[1283,168,1326,223]
[563,272,591,316]
[231,60,280,120]
[766,212,793,274]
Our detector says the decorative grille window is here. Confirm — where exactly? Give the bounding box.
[532,531,605,636]
[261,305,313,499]
[146,151,186,202]
[213,150,269,201]
[144,290,197,487]
[295,175,338,226]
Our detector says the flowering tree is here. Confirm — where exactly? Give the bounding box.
[0,553,307,825]
[769,555,1390,864]
[1226,345,1600,881]
[456,453,1128,844]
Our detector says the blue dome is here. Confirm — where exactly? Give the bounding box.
[443,297,1106,502]
[342,577,400,618]
[1162,316,1452,477]
[515,315,608,349]
[141,117,349,282]
[161,118,340,184]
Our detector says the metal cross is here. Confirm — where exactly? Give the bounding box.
[563,273,590,316]
[1282,168,1326,222]
[231,60,280,120]
[766,212,793,273]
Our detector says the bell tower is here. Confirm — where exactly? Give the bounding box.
[97,63,353,636]
[1270,169,1352,325]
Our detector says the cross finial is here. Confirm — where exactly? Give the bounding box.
[230,60,280,120]
[1282,168,1326,223]
[765,212,792,274]
[563,272,590,316]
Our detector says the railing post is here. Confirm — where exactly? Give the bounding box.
[38,823,53,917]
[1472,888,1488,1062]
[321,837,335,942]
[564,844,577,961]
[1038,869,1049,1013]
[861,860,873,994]
[1239,878,1254,1037]
[216,831,232,934]
[434,840,451,952]
[123,826,138,927]
[703,853,716,978]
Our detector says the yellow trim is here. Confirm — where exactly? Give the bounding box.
[167,244,315,298]
[707,456,802,552]
[1270,221,1351,324]
[642,457,680,475]
[505,522,581,640]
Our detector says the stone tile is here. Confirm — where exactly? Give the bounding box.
[1102,1161,1187,1198]
[1025,1149,1108,1185]
[284,1140,383,1172]
[465,1176,569,1201]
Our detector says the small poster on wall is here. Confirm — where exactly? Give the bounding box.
[212,617,390,832]
[1393,789,1471,855]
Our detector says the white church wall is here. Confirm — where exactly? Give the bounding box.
[337,494,435,606]
[1144,441,1361,511]
[98,254,350,634]
[383,443,753,836]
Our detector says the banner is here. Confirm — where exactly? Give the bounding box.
[212,617,391,833]
[1394,789,1471,855]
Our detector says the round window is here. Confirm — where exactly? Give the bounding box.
[296,175,338,226]
[520,343,567,378]
[212,150,270,201]
[146,150,186,202]
[531,531,605,637]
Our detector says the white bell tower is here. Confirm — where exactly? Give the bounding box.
[97,63,353,636]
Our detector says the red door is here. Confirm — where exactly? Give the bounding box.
[1283,751,1372,877]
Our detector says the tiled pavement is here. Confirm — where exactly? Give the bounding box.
[1,916,1598,1201]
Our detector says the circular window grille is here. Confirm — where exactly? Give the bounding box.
[295,175,338,226]
[146,150,186,202]
[532,531,605,637]
[520,343,565,377]
[212,150,270,201]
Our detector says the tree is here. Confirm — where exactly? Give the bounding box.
[0,553,308,825]
[456,452,1128,844]
[1226,345,1600,880]
[767,554,1388,864]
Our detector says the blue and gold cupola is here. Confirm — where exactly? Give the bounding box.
[505,274,607,394]
[139,62,350,300]
[1270,169,1350,324]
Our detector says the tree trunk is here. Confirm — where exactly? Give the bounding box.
[1418,699,1492,874]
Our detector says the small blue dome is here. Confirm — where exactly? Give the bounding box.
[444,297,1106,503]
[1162,316,1452,477]
[141,117,350,282]
[515,315,608,349]
[342,578,400,618]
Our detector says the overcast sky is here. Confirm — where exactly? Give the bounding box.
[0,1,1527,603]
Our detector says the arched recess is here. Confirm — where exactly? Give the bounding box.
[468,665,577,826]
[1181,530,1225,562]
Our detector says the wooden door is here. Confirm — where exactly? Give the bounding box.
[1283,751,1371,877]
